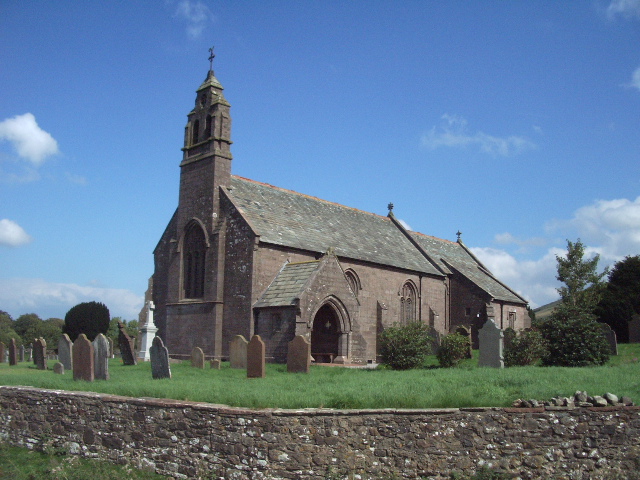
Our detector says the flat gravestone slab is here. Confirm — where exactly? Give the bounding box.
[53,362,65,374]
[478,319,504,368]
[8,338,17,366]
[118,322,137,365]
[247,335,266,379]
[33,338,47,370]
[229,335,248,369]
[93,333,110,380]
[287,335,311,373]
[191,347,205,369]
[73,334,94,382]
[210,359,221,370]
[150,336,171,379]
[58,333,73,371]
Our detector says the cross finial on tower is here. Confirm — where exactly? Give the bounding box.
[208,46,215,72]
[456,230,462,241]
[388,202,394,213]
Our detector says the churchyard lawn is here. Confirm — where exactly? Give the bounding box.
[1,344,639,410]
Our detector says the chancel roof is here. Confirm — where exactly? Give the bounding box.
[254,261,320,308]
[226,176,442,276]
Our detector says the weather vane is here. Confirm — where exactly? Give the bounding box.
[456,230,462,241]
[208,46,215,71]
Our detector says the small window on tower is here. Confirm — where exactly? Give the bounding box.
[205,115,213,139]
[192,119,200,144]
[465,307,471,316]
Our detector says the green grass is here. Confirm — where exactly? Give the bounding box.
[0,443,163,480]
[1,344,640,409]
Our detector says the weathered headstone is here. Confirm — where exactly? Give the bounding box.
[19,345,25,362]
[57,333,73,371]
[247,335,266,378]
[53,362,65,374]
[107,337,114,358]
[478,319,504,368]
[455,325,473,358]
[150,336,171,379]
[210,359,221,369]
[0,342,5,363]
[137,301,158,361]
[629,314,640,343]
[93,333,110,380]
[33,338,47,370]
[72,334,94,382]
[8,339,17,366]
[287,335,311,373]
[191,346,205,369]
[229,335,248,369]
[118,321,137,365]
[599,323,618,356]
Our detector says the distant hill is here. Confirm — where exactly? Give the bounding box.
[533,299,562,322]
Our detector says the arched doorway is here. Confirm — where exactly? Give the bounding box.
[311,304,340,363]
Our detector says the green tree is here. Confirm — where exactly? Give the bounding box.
[556,239,608,311]
[596,255,640,343]
[41,318,64,348]
[0,311,22,346]
[379,322,433,370]
[14,313,44,344]
[63,302,110,342]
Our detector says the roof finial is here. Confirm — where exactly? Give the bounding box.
[208,46,215,72]
[456,230,462,241]
[388,202,394,213]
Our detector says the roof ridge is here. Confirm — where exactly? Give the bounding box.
[410,230,457,245]
[231,175,391,222]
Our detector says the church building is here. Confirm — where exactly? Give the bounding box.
[152,56,529,364]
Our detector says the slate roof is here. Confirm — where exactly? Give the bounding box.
[254,261,320,308]
[410,232,526,304]
[225,176,442,276]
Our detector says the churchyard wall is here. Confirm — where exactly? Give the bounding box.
[1,386,638,480]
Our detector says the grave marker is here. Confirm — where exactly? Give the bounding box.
[93,333,110,380]
[229,335,248,369]
[72,334,94,382]
[118,321,137,365]
[58,334,73,371]
[150,336,171,379]
[137,301,157,361]
[33,338,47,370]
[0,342,5,363]
[191,346,205,369]
[599,323,618,356]
[287,335,311,373]
[247,335,266,378]
[210,359,221,369]
[53,362,65,374]
[478,319,504,368]
[18,345,25,362]
[8,339,17,366]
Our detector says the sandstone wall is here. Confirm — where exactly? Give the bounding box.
[1,387,639,479]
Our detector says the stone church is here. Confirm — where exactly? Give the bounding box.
[152,59,529,364]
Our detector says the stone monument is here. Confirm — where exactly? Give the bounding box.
[58,333,73,371]
[150,336,171,379]
[247,335,266,379]
[118,321,137,365]
[72,334,94,382]
[137,301,158,361]
[93,333,110,380]
[478,319,504,368]
[191,346,205,369]
[230,335,248,369]
[287,335,311,373]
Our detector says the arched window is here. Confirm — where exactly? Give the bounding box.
[192,119,200,145]
[344,269,361,298]
[183,222,206,299]
[400,281,417,324]
[205,115,213,139]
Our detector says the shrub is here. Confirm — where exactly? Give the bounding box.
[504,329,547,367]
[379,321,433,370]
[63,301,110,342]
[539,305,610,367]
[437,333,470,368]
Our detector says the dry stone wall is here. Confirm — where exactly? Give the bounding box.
[0,386,639,479]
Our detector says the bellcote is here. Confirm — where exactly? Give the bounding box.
[181,58,232,164]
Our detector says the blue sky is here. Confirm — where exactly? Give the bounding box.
[1,1,639,320]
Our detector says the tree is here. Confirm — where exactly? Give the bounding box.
[63,302,110,342]
[41,318,64,349]
[0,310,22,346]
[596,255,640,342]
[379,322,433,370]
[14,313,44,344]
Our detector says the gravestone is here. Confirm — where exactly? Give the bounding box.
[210,359,221,370]
[287,335,311,373]
[58,334,73,371]
[0,342,5,363]
[191,347,205,369]
[93,334,110,380]
[19,345,25,362]
[230,335,248,369]
[137,301,158,361]
[72,334,94,382]
[8,339,17,366]
[150,336,171,379]
[629,315,640,343]
[478,319,504,368]
[53,362,65,374]
[33,338,47,370]
[247,335,266,379]
[599,323,618,356]
[455,325,473,358]
[107,337,114,358]
[118,321,137,365]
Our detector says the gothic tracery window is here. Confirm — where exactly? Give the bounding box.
[400,281,417,324]
[183,222,206,299]
[344,269,360,298]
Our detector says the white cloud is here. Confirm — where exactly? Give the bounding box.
[421,114,535,157]
[0,113,59,166]
[494,232,547,249]
[174,0,213,39]
[630,67,640,91]
[0,278,144,320]
[0,219,32,247]
[607,0,640,19]
[65,172,87,185]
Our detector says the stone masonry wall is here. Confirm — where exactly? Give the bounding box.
[1,386,639,480]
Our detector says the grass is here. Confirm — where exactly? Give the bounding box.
[1,344,639,409]
[0,443,164,480]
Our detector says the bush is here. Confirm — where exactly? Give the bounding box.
[437,333,470,368]
[539,305,610,367]
[504,329,547,367]
[379,321,433,370]
[63,301,110,342]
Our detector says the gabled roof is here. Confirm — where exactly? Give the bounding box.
[409,232,526,304]
[225,176,442,276]
[254,260,320,308]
